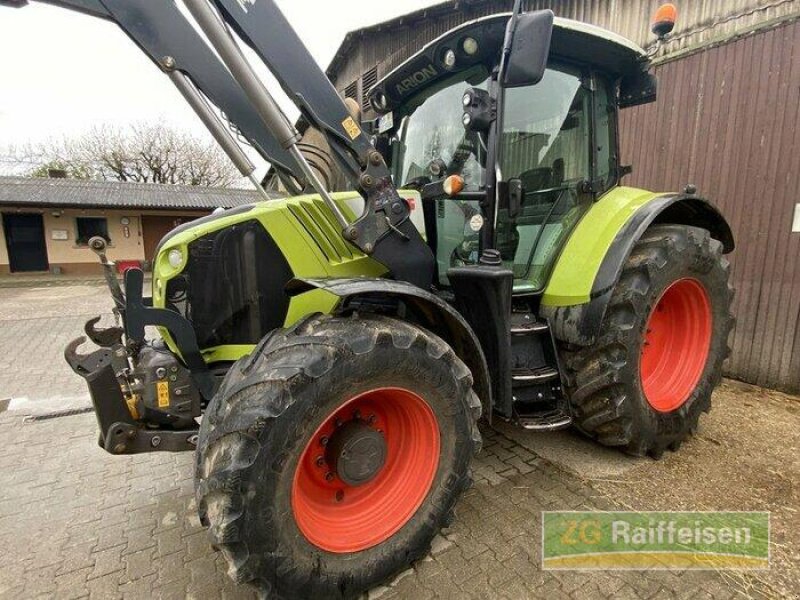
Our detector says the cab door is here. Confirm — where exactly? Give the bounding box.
[495,65,617,293]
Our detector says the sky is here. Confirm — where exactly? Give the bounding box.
[0,0,441,177]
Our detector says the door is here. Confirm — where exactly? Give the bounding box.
[2,213,49,273]
[141,215,192,262]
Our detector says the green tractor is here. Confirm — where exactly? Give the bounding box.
[8,0,734,596]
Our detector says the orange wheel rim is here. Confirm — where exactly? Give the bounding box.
[291,387,440,553]
[640,278,713,412]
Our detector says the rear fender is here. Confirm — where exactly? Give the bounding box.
[287,278,492,416]
[541,188,734,346]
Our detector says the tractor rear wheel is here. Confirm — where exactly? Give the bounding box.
[195,313,481,598]
[559,225,734,458]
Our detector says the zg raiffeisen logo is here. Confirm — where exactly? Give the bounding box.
[542,512,769,570]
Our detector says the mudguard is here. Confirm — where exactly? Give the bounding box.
[286,277,492,416]
[541,187,734,346]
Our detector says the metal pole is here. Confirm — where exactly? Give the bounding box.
[182,0,349,227]
[166,65,272,202]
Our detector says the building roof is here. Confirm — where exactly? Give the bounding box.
[0,176,278,211]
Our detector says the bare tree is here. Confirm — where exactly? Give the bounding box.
[13,123,242,187]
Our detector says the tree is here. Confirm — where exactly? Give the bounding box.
[16,122,242,187]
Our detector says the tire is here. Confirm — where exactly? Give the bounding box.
[558,225,734,458]
[195,313,481,599]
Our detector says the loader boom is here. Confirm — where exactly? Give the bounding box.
[9,0,435,288]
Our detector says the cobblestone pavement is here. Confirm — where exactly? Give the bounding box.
[1,283,796,599]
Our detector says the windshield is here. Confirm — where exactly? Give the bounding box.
[393,73,489,192]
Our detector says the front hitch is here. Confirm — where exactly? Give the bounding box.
[65,337,199,455]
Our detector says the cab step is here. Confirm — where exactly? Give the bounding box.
[512,406,573,431]
[512,366,559,385]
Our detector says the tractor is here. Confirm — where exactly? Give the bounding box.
[4,0,734,597]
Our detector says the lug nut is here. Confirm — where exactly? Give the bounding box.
[316,456,325,467]
[335,490,345,502]
[368,414,377,424]
[325,472,334,482]
[353,409,361,420]
[320,436,329,447]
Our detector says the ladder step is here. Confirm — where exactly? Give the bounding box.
[513,407,573,432]
[510,322,549,335]
[512,366,559,384]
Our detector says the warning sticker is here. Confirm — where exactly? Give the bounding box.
[342,116,361,140]
[157,381,170,408]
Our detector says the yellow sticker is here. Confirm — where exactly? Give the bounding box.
[157,381,170,408]
[342,116,361,140]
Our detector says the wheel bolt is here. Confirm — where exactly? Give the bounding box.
[335,490,344,502]
[353,409,361,420]
[316,456,325,467]
[368,414,377,424]
[335,418,343,428]
[325,472,334,482]
[320,436,329,446]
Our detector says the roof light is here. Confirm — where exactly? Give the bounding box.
[443,48,457,70]
[372,91,389,112]
[462,37,479,56]
[651,3,677,39]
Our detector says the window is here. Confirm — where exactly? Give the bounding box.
[344,81,358,101]
[75,217,110,246]
[361,67,379,112]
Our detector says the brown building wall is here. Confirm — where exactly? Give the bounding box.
[620,19,800,393]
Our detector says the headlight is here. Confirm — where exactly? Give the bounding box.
[463,37,479,56]
[443,48,456,70]
[167,248,184,269]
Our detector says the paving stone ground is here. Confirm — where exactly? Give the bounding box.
[0,282,795,599]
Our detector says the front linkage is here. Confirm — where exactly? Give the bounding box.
[65,238,209,455]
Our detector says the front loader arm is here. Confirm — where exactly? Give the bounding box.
[7,0,435,288]
[216,1,431,277]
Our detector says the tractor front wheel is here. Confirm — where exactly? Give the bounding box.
[195,313,481,598]
[560,225,734,458]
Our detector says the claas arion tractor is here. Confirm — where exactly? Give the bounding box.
[4,0,733,597]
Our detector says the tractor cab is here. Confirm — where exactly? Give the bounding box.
[368,15,655,293]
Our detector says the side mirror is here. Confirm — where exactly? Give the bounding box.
[500,7,554,89]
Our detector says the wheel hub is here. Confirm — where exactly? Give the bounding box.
[326,421,387,486]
